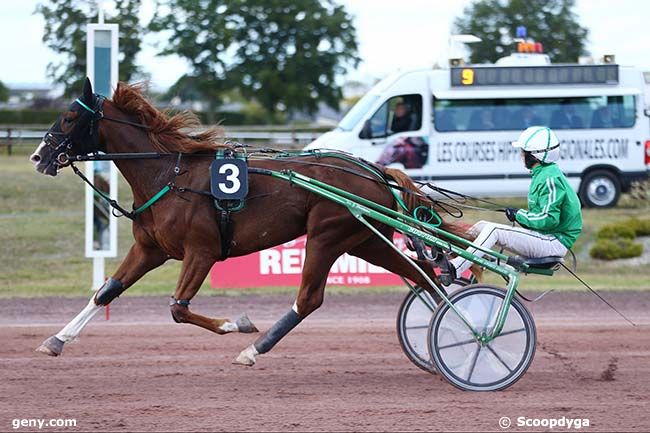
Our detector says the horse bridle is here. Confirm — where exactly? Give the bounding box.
[44,93,150,168]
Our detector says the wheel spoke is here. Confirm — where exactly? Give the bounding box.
[483,295,498,329]
[494,328,525,339]
[405,324,429,330]
[485,344,514,373]
[438,337,477,350]
[467,344,482,382]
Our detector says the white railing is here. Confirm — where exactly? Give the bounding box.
[0,124,327,154]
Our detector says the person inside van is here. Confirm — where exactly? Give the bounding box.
[550,100,584,129]
[591,105,616,128]
[469,108,496,130]
[439,126,583,285]
[391,102,418,133]
[515,105,543,128]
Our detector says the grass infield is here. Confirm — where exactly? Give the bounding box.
[1,151,649,298]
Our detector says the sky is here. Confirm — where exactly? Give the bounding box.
[1,0,650,90]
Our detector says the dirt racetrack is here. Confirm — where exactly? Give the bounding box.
[0,291,649,432]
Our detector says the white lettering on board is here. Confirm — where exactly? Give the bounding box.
[282,249,303,274]
[331,254,357,273]
[260,250,281,275]
[259,247,392,275]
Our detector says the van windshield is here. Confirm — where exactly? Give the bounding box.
[433,95,636,132]
[337,94,380,131]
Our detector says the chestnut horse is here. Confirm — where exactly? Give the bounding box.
[30,78,469,366]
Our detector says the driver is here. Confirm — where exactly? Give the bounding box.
[442,126,583,284]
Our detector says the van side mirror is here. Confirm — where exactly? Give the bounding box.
[359,119,372,139]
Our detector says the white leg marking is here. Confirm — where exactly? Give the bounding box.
[55,298,102,343]
[233,344,259,366]
[219,321,239,333]
[292,300,299,315]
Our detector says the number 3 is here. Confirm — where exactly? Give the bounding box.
[218,163,241,194]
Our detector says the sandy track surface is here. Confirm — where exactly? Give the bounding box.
[1,292,649,432]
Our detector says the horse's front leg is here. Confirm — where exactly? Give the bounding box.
[36,242,168,356]
[168,253,258,335]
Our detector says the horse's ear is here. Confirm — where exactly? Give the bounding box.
[82,77,93,104]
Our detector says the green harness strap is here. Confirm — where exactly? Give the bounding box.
[317,152,436,223]
[280,149,438,221]
[300,150,411,213]
[133,185,171,214]
[93,184,170,216]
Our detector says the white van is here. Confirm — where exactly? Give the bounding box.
[305,54,650,208]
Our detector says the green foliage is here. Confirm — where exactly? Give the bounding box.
[0,110,61,124]
[597,218,650,240]
[149,0,359,116]
[0,81,9,103]
[0,109,268,126]
[453,0,589,64]
[590,218,650,260]
[35,0,144,96]
[597,224,636,240]
[628,218,650,237]
[590,238,643,260]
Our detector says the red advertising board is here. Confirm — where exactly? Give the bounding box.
[210,234,463,288]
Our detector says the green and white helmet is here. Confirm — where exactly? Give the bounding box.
[511,126,560,163]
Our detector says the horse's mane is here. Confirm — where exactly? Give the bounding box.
[111,82,225,153]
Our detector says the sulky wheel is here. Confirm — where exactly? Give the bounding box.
[396,276,476,373]
[428,285,536,391]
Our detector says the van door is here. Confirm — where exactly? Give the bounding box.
[356,94,428,166]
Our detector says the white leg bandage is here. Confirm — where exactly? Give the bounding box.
[55,298,102,343]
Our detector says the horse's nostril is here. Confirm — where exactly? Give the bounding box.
[30,154,41,163]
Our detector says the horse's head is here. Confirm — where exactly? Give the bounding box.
[30,78,105,176]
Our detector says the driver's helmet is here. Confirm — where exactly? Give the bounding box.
[511,126,560,163]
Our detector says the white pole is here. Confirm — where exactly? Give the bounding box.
[93,257,105,289]
[97,0,106,24]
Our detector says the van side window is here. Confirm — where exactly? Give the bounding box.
[433,96,636,131]
[362,94,422,139]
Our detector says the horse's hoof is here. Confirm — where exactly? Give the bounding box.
[35,336,64,357]
[232,345,257,366]
[235,314,259,333]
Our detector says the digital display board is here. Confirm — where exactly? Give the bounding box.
[450,65,619,87]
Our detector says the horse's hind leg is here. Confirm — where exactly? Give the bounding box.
[233,212,369,367]
[36,243,168,356]
[349,234,447,301]
[168,253,259,335]
[233,237,343,366]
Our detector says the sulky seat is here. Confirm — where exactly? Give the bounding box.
[523,256,564,269]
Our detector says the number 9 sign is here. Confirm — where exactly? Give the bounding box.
[210,158,249,200]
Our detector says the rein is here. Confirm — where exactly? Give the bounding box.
[70,152,183,221]
[68,147,510,222]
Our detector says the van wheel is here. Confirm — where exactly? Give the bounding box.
[579,170,620,208]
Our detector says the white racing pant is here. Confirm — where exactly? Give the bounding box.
[450,220,568,275]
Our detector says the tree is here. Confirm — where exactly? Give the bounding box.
[453,0,589,64]
[36,0,144,96]
[149,0,359,117]
[0,81,8,103]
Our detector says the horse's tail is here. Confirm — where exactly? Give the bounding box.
[383,167,431,214]
[383,167,482,281]
[383,167,473,240]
